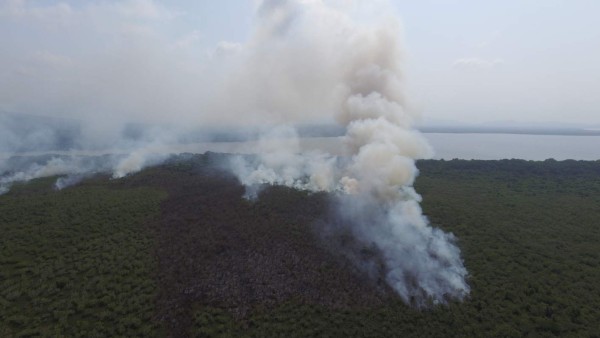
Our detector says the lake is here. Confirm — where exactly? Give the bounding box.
[2,133,599,161]
[424,133,600,161]
[166,133,600,161]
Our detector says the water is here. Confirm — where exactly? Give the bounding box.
[193,134,600,161]
[425,133,600,161]
[2,134,599,161]
[294,134,600,161]
[292,134,600,161]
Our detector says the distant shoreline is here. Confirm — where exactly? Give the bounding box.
[2,132,600,161]
[418,127,600,136]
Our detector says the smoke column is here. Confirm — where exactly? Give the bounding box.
[232,0,469,305]
[0,0,469,305]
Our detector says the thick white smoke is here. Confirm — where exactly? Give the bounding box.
[0,0,469,305]
[230,125,338,198]
[0,123,176,195]
[0,155,113,194]
[231,0,469,305]
[0,109,187,194]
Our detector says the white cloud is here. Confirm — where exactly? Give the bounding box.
[173,30,203,49]
[33,51,73,68]
[476,29,503,48]
[115,0,179,21]
[1,0,73,25]
[453,57,504,70]
[214,41,243,57]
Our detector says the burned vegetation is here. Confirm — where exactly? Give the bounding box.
[130,154,393,336]
[1,154,600,337]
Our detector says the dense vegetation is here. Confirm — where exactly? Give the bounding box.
[1,155,599,337]
[0,176,166,336]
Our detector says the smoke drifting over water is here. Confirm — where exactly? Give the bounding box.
[0,0,468,304]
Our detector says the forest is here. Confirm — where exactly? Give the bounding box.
[1,154,599,337]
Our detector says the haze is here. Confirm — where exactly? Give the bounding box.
[1,0,599,128]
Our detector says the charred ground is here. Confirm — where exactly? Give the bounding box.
[1,154,600,337]
[123,154,392,336]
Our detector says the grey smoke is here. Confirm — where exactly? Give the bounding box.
[54,174,87,190]
[0,118,176,194]
[230,0,469,305]
[230,125,338,199]
[0,155,115,194]
[0,0,469,305]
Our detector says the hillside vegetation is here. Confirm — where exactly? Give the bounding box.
[1,155,599,337]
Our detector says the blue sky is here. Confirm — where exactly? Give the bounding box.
[1,0,599,126]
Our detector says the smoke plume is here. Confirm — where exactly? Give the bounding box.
[0,0,469,305]
[231,0,469,305]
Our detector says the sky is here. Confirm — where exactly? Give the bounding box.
[1,0,599,126]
